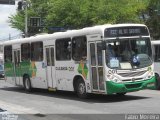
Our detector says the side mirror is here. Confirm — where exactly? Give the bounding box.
[101,41,106,50]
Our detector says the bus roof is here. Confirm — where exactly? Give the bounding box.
[2,24,147,46]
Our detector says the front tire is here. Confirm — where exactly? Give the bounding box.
[23,76,32,92]
[116,92,126,96]
[76,80,88,98]
[155,74,160,90]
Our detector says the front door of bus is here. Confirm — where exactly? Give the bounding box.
[89,42,105,92]
[13,50,21,85]
[45,46,56,88]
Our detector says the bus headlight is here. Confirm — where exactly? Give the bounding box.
[112,78,121,83]
[107,74,121,83]
[107,74,114,80]
[146,71,154,79]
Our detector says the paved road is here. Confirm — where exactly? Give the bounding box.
[0,79,160,120]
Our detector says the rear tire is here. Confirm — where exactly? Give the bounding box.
[23,76,32,92]
[76,79,88,99]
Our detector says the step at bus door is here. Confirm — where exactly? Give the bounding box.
[45,46,56,88]
[13,50,21,85]
[89,42,105,92]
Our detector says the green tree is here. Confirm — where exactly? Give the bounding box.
[46,0,149,28]
[145,0,160,39]
[8,0,149,35]
[9,11,25,33]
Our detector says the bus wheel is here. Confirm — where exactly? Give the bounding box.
[116,92,126,96]
[155,74,160,90]
[76,80,88,98]
[24,76,32,92]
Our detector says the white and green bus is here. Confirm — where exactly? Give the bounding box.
[3,24,155,98]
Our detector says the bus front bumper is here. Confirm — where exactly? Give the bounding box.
[106,76,156,94]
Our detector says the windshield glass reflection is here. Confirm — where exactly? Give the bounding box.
[105,38,152,69]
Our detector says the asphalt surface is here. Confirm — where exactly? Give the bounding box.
[0,79,160,120]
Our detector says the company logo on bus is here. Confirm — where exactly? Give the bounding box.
[56,67,74,71]
[132,78,135,82]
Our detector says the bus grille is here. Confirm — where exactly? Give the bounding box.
[118,70,147,77]
[122,78,143,82]
[125,83,142,89]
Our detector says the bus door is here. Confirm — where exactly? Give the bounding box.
[45,46,56,88]
[13,49,21,85]
[89,42,105,92]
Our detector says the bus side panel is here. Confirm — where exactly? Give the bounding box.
[75,60,91,93]
[30,62,47,89]
[55,61,90,92]
[19,60,47,89]
[55,61,75,91]
[20,60,31,86]
[20,61,32,77]
[4,62,15,85]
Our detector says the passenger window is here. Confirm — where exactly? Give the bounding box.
[4,45,12,62]
[72,36,87,61]
[56,38,71,60]
[97,43,102,66]
[21,43,30,61]
[90,43,96,66]
[31,42,43,61]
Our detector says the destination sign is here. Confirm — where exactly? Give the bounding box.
[104,26,149,37]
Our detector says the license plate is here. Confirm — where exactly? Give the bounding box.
[147,83,155,87]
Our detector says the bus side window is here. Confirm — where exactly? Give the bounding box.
[56,38,71,61]
[72,36,87,61]
[4,45,12,63]
[97,43,102,66]
[21,43,30,61]
[31,42,43,61]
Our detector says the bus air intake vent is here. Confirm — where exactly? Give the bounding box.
[118,70,147,77]
[122,78,143,82]
[125,83,142,89]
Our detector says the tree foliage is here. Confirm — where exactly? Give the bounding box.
[145,0,160,39]
[9,0,149,35]
[9,12,25,33]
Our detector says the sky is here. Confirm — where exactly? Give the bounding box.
[0,2,21,41]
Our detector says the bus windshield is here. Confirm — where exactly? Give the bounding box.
[105,38,152,69]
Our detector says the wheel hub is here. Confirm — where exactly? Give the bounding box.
[79,83,85,94]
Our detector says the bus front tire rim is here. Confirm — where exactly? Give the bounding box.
[78,83,85,94]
